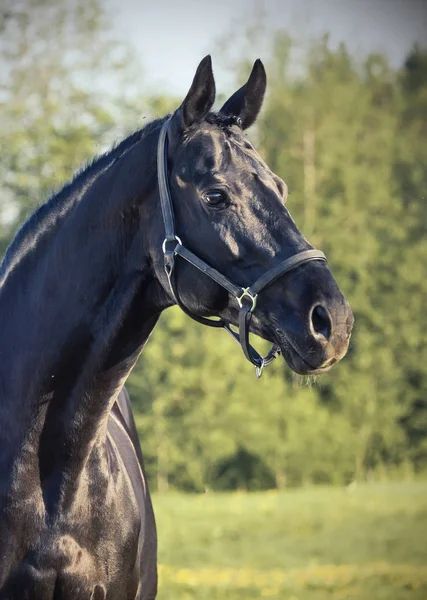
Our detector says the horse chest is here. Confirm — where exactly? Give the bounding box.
[0,443,144,600]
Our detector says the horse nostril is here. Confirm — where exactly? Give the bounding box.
[311,305,332,341]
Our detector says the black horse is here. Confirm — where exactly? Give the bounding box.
[0,57,353,599]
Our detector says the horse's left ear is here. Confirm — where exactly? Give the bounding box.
[219,59,267,130]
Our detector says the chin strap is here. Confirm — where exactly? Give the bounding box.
[157,118,327,377]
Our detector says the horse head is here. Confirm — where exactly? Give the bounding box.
[149,56,354,376]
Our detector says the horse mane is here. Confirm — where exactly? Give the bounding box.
[206,112,240,129]
[0,117,168,284]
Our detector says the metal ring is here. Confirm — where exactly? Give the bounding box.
[236,288,257,312]
[162,235,183,254]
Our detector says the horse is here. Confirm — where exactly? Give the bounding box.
[0,56,354,599]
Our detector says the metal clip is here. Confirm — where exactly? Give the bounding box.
[236,288,257,312]
[255,358,265,378]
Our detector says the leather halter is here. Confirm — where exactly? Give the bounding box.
[157,118,327,377]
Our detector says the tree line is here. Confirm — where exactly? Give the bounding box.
[1,1,426,491]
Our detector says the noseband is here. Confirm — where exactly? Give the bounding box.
[157,119,326,377]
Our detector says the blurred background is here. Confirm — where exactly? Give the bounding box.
[1,0,426,598]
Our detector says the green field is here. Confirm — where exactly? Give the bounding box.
[153,482,427,599]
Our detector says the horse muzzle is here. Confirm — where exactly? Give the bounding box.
[274,298,354,375]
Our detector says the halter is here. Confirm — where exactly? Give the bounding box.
[157,118,327,377]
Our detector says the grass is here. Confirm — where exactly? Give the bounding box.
[153,482,427,599]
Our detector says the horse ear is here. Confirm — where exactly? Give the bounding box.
[219,59,267,130]
[179,55,216,128]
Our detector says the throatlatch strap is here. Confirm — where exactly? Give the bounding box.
[168,255,226,329]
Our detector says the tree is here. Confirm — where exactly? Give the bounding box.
[0,0,142,255]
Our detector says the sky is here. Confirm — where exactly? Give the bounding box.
[108,0,427,96]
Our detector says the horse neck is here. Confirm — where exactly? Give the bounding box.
[0,123,170,497]
[0,128,146,288]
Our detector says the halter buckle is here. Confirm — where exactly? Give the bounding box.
[237,288,257,312]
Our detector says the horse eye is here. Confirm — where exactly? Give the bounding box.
[204,191,226,207]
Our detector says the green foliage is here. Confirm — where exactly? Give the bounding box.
[0,0,142,254]
[155,483,427,599]
[1,3,426,492]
